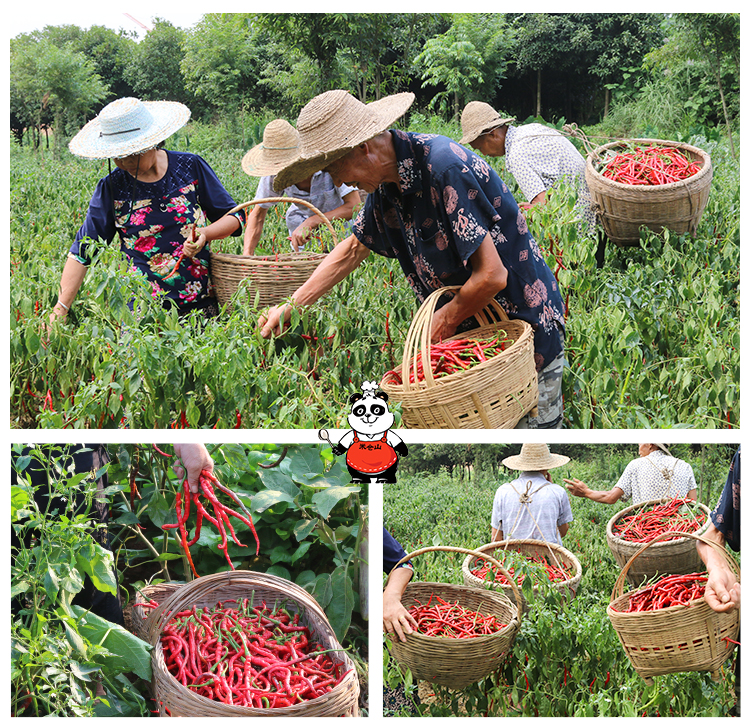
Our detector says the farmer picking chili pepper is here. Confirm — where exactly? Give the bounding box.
[565,443,697,505]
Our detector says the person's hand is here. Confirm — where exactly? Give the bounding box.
[563,477,589,497]
[518,201,533,211]
[258,303,293,339]
[173,444,214,494]
[182,227,208,259]
[429,304,458,343]
[704,566,741,613]
[47,304,68,333]
[289,222,313,252]
[383,590,418,642]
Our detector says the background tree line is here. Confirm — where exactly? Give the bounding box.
[11,13,739,153]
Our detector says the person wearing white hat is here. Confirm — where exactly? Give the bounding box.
[459,101,596,229]
[50,97,245,324]
[260,90,567,429]
[241,119,360,255]
[564,443,698,505]
[491,444,574,545]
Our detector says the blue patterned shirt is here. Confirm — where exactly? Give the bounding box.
[354,130,565,370]
[711,447,740,552]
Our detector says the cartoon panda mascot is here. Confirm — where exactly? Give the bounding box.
[332,381,408,483]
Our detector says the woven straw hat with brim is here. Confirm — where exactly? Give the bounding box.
[69,97,191,159]
[502,444,570,472]
[459,101,515,146]
[651,443,672,456]
[241,119,300,178]
[273,89,415,193]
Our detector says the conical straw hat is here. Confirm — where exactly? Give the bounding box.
[241,119,300,177]
[273,89,414,193]
[69,97,190,159]
[459,101,514,145]
[502,444,570,471]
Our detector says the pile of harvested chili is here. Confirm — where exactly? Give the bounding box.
[600,145,702,186]
[619,573,707,612]
[612,497,706,543]
[161,466,259,576]
[471,551,571,585]
[381,334,512,385]
[146,598,349,708]
[407,596,506,638]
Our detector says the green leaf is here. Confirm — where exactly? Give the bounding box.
[258,464,300,498]
[265,564,291,581]
[325,566,355,642]
[70,606,153,681]
[11,581,30,598]
[312,486,359,520]
[75,543,118,596]
[294,518,317,542]
[63,620,87,656]
[311,573,333,609]
[290,541,312,564]
[251,489,295,513]
[11,486,29,521]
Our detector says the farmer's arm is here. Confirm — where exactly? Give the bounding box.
[290,189,361,250]
[244,207,269,255]
[185,214,242,258]
[696,523,741,613]
[429,233,508,342]
[50,255,89,322]
[687,488,698,502]
[259,233,370,337]
[383,566,418,642]
[564,477,624,504]
[490,525,503,543]
[518,190,547,211]
[557,522,569,538]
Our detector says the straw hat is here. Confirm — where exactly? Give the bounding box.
[502,444,570,472]
[273,89,415,193]
[69,97,190,159]
[241,119,300,177]
[459,101,515,145]
[651,443,672,456]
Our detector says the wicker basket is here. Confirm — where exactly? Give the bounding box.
[608,531,740,685]
[210,198,339,308]
[461,539,582,612]
[381,286,538,429]
[606,498,712,587]
[130,582,182,641]
[143,571,359,717]
[585,139,713,246]
[387,546,522,690]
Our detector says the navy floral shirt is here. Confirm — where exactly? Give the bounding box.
[354,130,565,370]
[711,447,740,552]
[70,151,243,310]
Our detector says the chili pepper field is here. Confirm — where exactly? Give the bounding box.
[11,443,368,716]
[9,121,738,429]
[383,444,739,717]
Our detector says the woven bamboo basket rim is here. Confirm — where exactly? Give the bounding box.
[131,582,183,640]
[609,530,740,605]
[144,571,358,717]
[215,197,339,258]
[386,544,524,614]
[383,285,533,392]
[606,498,712,551]
[586,138,712,195]
[462,539,582,594]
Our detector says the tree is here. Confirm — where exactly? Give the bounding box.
[126,18,192,104]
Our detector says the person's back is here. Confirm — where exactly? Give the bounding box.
[616,450,696,504]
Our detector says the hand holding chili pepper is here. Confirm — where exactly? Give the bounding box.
[173,444,214,494]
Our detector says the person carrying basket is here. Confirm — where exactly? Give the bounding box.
[259,90,567,429]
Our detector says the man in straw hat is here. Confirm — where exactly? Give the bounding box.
[241,119,360,255]
[492,444,573,544]
[564,443,697,505]
[459,101,595,227]
[50,97,244,323]
[260,90,566,428]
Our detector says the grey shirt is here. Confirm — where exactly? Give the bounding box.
[491,471,574,545]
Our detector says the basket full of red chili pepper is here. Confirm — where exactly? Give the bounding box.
[607,531,739,685]
[142,571,359,716]
[386,546,522,689]
[585,138,712,246]
[606,497,712,587]
[461,539,582,610]
[381,286,538,429]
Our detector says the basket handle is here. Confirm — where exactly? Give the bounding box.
[610,530,741,602]
[472,539,568,572]
[400,286,510,391]
[386,544,523,612]
[223,197,340,248]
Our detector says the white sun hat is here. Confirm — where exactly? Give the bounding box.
[68,97,191,159]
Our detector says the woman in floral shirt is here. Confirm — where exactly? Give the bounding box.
[50,98,244,323]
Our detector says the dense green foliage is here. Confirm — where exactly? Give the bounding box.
[11,443,368,716]
[383,444,738,717]
[11,13,739,146]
